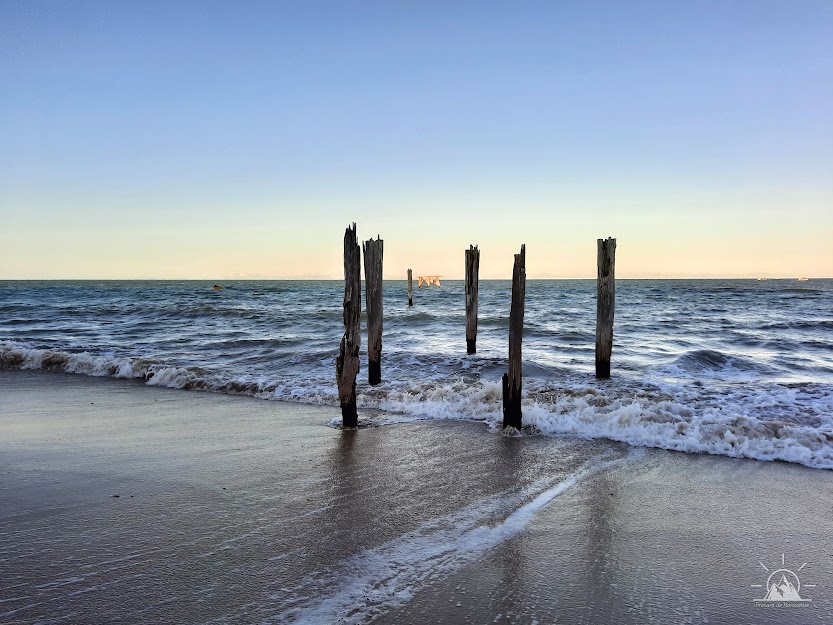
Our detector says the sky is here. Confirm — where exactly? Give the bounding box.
[1,1,831,279]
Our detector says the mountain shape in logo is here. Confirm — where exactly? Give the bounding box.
[764,575,803,601]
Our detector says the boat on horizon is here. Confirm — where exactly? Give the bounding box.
[418,275,442,288]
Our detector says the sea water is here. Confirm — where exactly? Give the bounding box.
[1,279,831,468]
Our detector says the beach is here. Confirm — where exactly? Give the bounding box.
[2,369,831,624]
[4,0,832,621]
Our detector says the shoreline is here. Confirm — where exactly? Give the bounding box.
[3,362,832,471]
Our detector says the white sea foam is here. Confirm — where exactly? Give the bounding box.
[516,386,833,469]
[266,374,833,470]
[1,341,145,379]
[3,340,833,470]
[0,342,277,396]
[144,366,195,387]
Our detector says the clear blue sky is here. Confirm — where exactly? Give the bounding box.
[2,1,831,278]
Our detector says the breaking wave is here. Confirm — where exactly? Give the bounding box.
[3,340,833,470]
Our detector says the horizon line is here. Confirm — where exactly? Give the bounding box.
[1,276,828,282]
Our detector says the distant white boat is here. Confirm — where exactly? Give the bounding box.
[418,275,442,288]
[756,277,768,281]
[797,277,809,281]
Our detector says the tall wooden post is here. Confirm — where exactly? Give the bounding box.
[363,236,384,385]
[407,268,413,306]
[465,245,480,354]
[336,223,361,427]
[595,237,616,379]
[502,244,526,430]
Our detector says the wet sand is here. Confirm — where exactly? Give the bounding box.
[1,370,831,624]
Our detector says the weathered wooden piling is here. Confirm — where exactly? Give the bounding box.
[465,245,480,354]
[407,268,413,306]
[595,237,616,379]
[502,244,526,429]
[363,236,384,385]
[336,223,361,427]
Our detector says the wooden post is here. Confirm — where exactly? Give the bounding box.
[595,237,616,379]
[363,236,384,385]
[465,245,480,354]
[407,268,413,306]
[336,223,361,427]
[502,244,526,429]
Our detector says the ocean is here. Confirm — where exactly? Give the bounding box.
[1,279,832,469]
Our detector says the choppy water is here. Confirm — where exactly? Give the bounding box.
[1,279,832,468]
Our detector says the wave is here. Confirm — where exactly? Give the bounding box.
[478,316,510,328]
[394,311,443,322]
[2,318,56,326]
[208,337,308,349]
[5,301,345,324]
[3,340,833,470]
[0,341,277,396]
[350,378,833,469]
[761,320,833,331]
[669,349,773,376]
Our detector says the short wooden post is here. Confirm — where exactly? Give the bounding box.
[595,237,616,379]
[465,245,480,354]
[336,223,361,427]
[407,268,413,306]
[502,244,525,429]
[363,236,384,385]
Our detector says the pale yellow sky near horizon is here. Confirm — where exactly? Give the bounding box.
[2,153,831,281]
[2,200,831,280]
